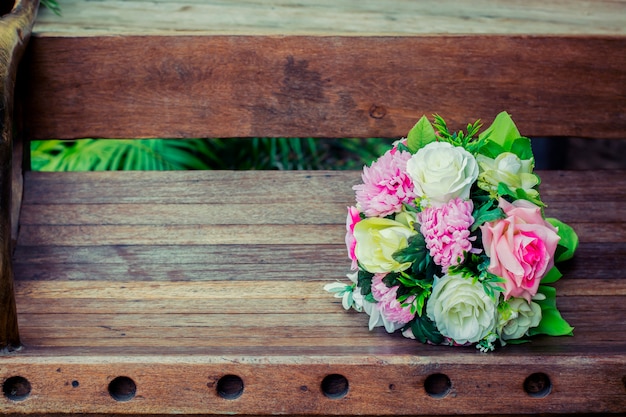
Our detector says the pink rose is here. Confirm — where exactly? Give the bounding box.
[345,206,361,269]
[480,198,560,301]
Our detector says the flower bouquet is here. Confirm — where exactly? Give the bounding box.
[325,112,578,351]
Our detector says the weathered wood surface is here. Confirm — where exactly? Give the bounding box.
[3,0,626,415]
[0,0,39,352]
[21,35,626,140]
[32,0,626,36]
[3,169,625,414]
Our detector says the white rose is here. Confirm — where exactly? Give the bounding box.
[353,215,417,273]
[476,152,539,198]
[406,142,479,205]
[426,274,497,344]
[498,298,542,340]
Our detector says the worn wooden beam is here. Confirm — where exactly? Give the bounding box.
[30,0,626,36]
[0,0,39,352]
[21,34,626,141]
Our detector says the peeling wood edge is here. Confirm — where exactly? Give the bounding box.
[0,0,39,352]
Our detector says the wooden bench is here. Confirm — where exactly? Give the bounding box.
[1,0,625,415]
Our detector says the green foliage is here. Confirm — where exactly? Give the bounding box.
[541,266,563,284]
[478,111,521,150]
[408,313,443,344]
[497,182,545,207]
[30,137,394,172]
[406,115,436,153]
[471,196,505,232]
[546,218,579,262]
[395,272,432,316]
[41,0,61,15]
[478,111,535,162]
[529,285,574,337]
[433,114,485,153]
[448,254,505,301]
[357,270,374,296]
[31,139,216,171]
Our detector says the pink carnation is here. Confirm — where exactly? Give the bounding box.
[353,149,417,217]
[371,273,416,325]
[345,206,361,270]
[419,198,476,271]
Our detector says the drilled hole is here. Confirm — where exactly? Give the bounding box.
[3,376,31,401]
[321,374,349,399]
[216,375,244,400]
[108,376,136,402]
[524,373,552,398]
[424,373,451,398]
[71,380,80,388]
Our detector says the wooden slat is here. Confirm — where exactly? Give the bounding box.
[21,171,359,204]
[20,170,626,204]
[32,0,626,36]
[21,35,626,140]
[0,356,623,415]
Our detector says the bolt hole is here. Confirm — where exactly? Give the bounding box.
[524,373,552,398]
[216,375,244,400]
[108,376,136,402]
[3,376,31,401]
[424,373,451,398]
[321,374,349,399]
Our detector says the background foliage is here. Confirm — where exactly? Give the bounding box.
[30,138,394,171]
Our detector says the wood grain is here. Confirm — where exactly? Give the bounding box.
[0,0,39,352]
[6,169,626,414]
[20,35,626,140]
[32,0,626,36]
[5,0,626,414]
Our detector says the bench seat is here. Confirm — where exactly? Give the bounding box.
[1,0,625,415]
[3,169,625,414]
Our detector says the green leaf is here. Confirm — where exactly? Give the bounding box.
[478,111,521,151]
[529,285,574,337]
[529,306,574,337]
[409,313,443,344]
[357,270,374,296]
[471,199,505,231]
[478,140,506,159]
[510,137,534,160]
[496,182,545,207]
[406,115,436,153]
[546,218,579,262]
[392,234,428,268]
[541,266,562,284]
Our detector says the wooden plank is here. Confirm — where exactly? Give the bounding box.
[20,170,626,205]
[17,200,626,226]
[15,221,626,246]
[21,171,360,205]
[21,36,626,140]
[12,244,347,265]
[17,224,344,246]
[32,0,626,36]
[0,357,623,415]
[18,202,349,225]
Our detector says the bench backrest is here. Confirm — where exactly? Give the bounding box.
[20,35,626,142]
